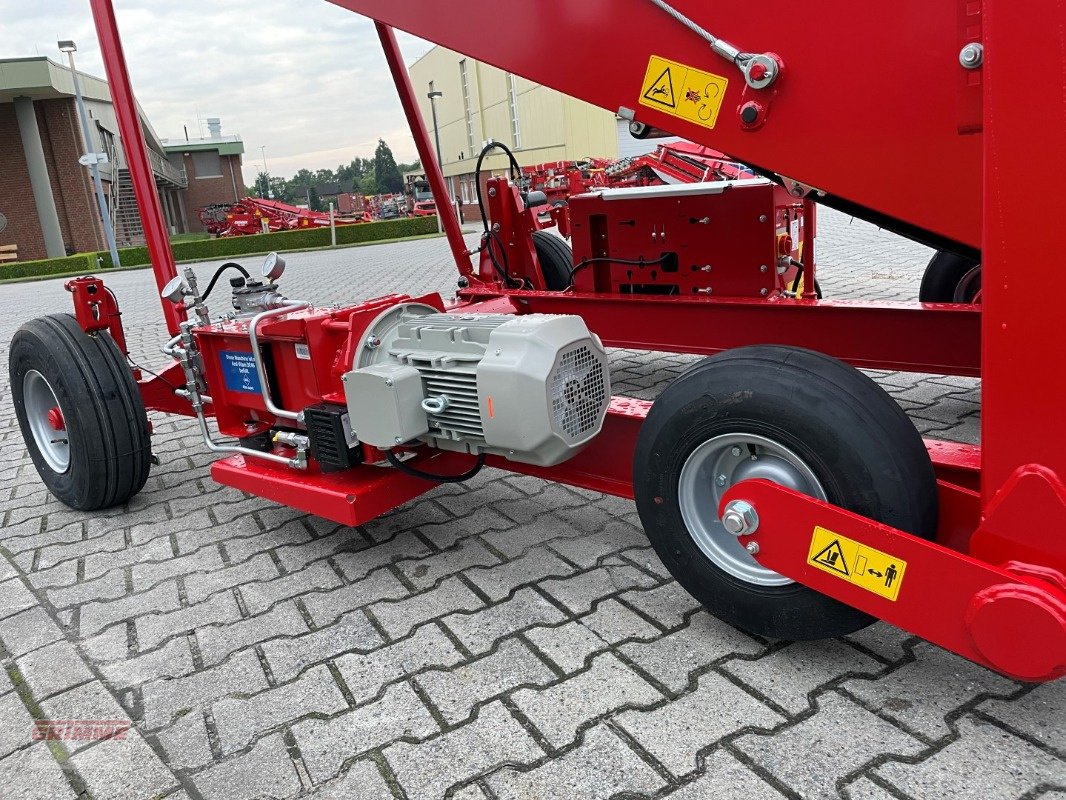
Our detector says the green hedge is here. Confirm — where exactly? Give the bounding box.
[97,216,440,268]
[5,216,442,279]
[0,253,100,280]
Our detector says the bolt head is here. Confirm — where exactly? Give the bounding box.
[760,288,769,296]
[384,378,394,387]
[959,42,983,69]
[759,264,768,273]
[746,541,760,555]
[758,214,768,223]
[730,446,742,457]
[722,500,759,536]
[716,474,728,487]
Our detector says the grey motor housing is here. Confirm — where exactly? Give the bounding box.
[342,304,610,467]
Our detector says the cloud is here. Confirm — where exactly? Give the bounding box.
[0,0,433,184]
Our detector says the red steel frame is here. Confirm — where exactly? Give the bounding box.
[83,0,1066,681]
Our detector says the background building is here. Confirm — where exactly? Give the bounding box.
[162,118,245,232]
[0,56,187,261]
[409,46,620,214]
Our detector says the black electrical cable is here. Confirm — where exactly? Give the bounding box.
[127,355,180,391]
[200,262,251,301]
[384,449,487,483]
[474,141,524,289]
[568,253,672,286]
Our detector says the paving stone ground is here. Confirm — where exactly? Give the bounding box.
[0,209,1061,799]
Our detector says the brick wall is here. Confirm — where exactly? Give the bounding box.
[178,152,245,232]
[0,104,43,260]
[39,99,105,256]
[0,98,103,262]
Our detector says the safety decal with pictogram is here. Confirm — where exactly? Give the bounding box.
[807,526,907,601]
[639,55,729,129]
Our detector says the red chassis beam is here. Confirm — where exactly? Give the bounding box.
[723,480,1066,682]
[458,292,981,376]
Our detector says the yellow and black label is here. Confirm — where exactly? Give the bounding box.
[639,55,729,130]
[807,526,907,601]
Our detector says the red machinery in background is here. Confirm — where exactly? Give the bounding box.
[522,142,758,206]
[198,196,371,237]
[9,0,1066,685]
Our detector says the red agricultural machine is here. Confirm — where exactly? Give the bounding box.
[198,196,371,237]
[10,0,1066,682]
[523,142,758,206]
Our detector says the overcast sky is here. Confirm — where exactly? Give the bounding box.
[1,0,432,184]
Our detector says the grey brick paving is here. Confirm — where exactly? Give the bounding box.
[0,214,1059,799]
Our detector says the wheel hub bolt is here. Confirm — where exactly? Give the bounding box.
[47,407,65,431]
[746,541,760,555]
[722,499,759,536]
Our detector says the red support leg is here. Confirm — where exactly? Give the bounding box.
[376,23,472,278]
[88,0,185,336]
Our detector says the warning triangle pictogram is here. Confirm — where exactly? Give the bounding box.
[643,67,676,109]
[812,539,850,575]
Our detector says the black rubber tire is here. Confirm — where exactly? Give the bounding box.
[633,345,938,640]
[10,314,151,511]
[532,230,573,291]
[918,251,981,303]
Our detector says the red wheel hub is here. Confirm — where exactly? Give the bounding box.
[47,407,65,431]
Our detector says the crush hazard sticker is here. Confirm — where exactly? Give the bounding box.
[807,526,907,601]
[639,55,729,129]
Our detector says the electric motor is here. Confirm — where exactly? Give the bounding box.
[342,304,610,466]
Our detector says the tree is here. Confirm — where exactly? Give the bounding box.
[357,174,379,196]
[308,187,324,212]
[374,139,403,194]
[253,170,271,198]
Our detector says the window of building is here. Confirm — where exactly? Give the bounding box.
[460,59,475,157]
[191,150,222,178]
[507,73,522,149]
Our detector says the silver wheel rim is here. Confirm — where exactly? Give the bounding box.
[23,370,70,473]
[953,265,982,303]
[678,432,827,586]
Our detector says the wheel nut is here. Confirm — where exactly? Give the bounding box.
[730,446,742,457]
[722,500,759,536]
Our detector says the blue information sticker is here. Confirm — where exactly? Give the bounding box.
[219,350,262,394]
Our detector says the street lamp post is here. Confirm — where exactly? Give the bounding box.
[59,40,121,269]
[427,90,444,169]
[259,145,273,198]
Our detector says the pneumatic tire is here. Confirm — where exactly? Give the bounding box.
[633,345,938,640]
[532,230,573,291]
[918,251,981,303]
[10,314,151,511]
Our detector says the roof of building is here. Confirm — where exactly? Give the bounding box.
[292,181,355,196]
[0,56,110,103]
[160,135,244,157]
[0,56,165,151]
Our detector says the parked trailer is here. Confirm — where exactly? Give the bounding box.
[10,0,1065,684]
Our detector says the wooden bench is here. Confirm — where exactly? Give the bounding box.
[0,244,17,264]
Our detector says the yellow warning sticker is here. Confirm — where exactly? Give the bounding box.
[807,526,907,601]
[639,55,729,129]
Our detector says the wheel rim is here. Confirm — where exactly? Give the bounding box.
[678,432,827,586]
[953,265,982,303]
[23,370,70,473]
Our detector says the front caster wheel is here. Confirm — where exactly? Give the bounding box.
[633,345,938,640]
[10,314,151,511]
